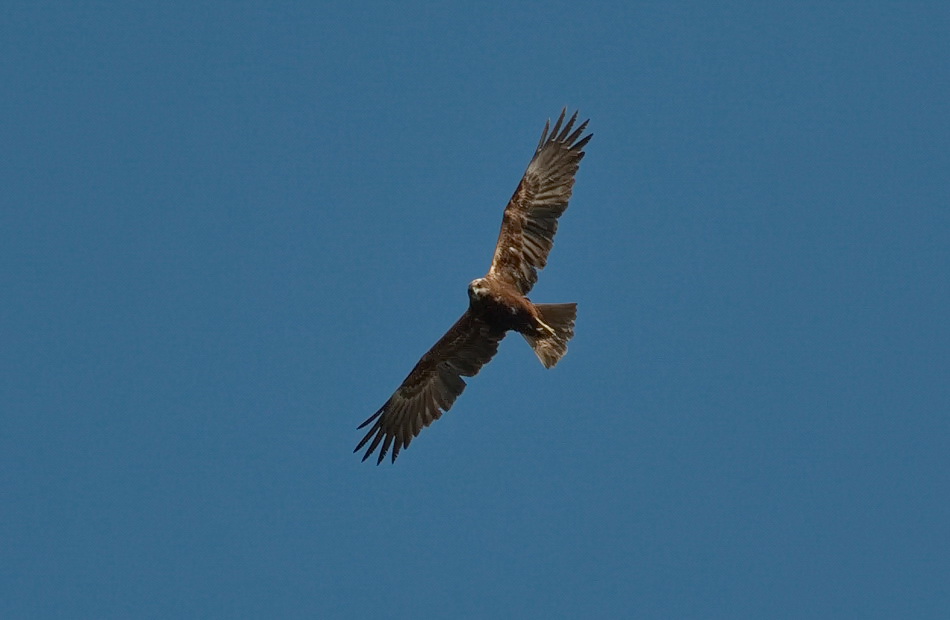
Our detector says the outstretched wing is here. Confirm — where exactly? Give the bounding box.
[488,109,592,294]
[355,310,506,464]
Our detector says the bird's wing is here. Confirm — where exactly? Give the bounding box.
[355,310,506,464]
[488,109,591,294]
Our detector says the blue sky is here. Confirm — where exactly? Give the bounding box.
[3,2,949,617]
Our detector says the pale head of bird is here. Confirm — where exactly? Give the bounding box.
[468,277,490,301]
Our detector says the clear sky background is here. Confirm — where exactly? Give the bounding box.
[3,2,948,618]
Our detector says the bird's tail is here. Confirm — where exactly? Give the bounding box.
[522,303,577,368]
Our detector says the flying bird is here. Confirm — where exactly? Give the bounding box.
[355,109,592,464]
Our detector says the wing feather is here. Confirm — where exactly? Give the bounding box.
[355,310,506,464]
[489,109,592,294]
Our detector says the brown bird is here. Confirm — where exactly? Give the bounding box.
[355,109,591,464]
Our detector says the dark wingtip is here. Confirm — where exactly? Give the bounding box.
[376,434,394,465]
[537,118,552,152]
[558,110,579,141]
[539,109,591,152]
[566,119,590,146]
[574,132,593,152]
[548,109,566,143]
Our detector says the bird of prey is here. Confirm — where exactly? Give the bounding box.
[355,109,592,464]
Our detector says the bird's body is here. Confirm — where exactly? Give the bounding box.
[467,277,538,334]
[355,110,591,464]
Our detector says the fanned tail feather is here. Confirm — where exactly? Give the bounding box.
[522,303,577,368]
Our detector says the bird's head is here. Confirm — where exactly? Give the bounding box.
[468,277,490,301]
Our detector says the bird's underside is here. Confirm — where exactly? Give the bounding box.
[355,109,591,464]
